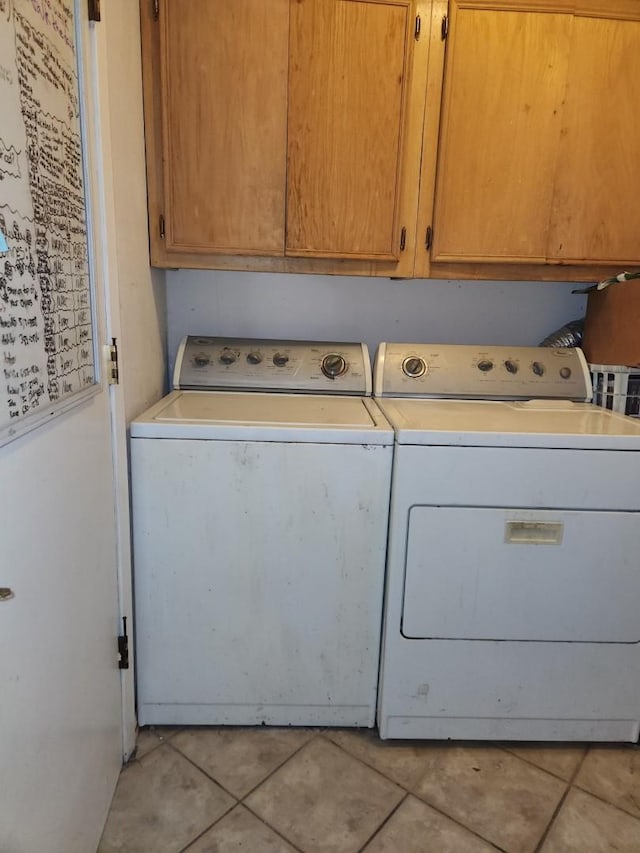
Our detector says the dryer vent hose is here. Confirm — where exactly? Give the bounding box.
[539,319,584,349]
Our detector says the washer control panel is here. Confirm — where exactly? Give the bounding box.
[175,337,371,395]
[375,343,592,400]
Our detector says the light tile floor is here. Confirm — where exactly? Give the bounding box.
[99,728,640,853]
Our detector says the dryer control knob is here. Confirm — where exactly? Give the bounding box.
[477,359,494,372]
[193,353,210,367]
[321,353,347,378]
[504,359,518,374]
[273,352,289,367]
[559,366,572,379]
[532,361,545,376]
[402,356,427,378]
[247,351,263,365]
[219,349,237,365]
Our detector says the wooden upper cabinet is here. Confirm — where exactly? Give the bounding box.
[141,0,426,273]
[147,0,289,259]
[423,0,640,277]
[287,0,414,260]
[431,4,571,264]
[548,14,640,264]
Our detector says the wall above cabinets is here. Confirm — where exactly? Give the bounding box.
[140,0,640,282]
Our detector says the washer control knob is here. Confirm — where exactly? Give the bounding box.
[273,352,289,367]
[504,359,518,374]
[477,359,494,372]
[193,353,210,367]
[247,351,263,365]
[321,353,347,378]
[219,348,236,365]
[402,356,427,378]
[559,366,572,379]
[532,361,545,377]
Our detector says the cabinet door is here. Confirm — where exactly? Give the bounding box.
[548,13,640,264]
[156,0,288,256]
[287,0,414,260]
[431,2,571,263]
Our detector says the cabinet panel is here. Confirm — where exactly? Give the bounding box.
[159,0,288,255]
[548,16,640,263]
[431,4,571,263]
[287,0,413,260]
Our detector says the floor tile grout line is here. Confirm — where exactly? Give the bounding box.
[322,734,509,852]
[130,727,183,764]
[240,800,306,853]
[355,792,409,853]
[165,739,244,802]
[168,729,324,802]
[571,780,640,825]
[408,789,510,852]
[320,730,417,792]
[179,802,305,853]
[499,744,587,783]
[237,730,324,801]
[532,745,590,852]
[178,813,230,853]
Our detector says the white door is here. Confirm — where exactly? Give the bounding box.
[0,387,123,853]
[0,4,126,852]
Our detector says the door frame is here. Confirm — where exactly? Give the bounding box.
[80,7,137,759]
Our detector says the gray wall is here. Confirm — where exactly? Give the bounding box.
[166,270,586,378]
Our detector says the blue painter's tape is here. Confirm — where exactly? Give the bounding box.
[0,231,8,253]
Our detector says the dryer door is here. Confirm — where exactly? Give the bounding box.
[402,506,640,643]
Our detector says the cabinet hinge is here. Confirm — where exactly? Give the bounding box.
[400,227,407,252]
[425,226,433,251]
[87,0,101,22]
[153,0,159,21]
[118,617,130,670]
[414,15,421,40]
[159,214,166,240]
[105,337,119,385]
[441,14,449,40]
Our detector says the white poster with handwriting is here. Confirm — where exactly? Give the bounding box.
[0,0,95,445]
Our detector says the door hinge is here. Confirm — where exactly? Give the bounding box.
[414,15,421,40]
[153,0,159,21]
[400,227,407,252]
[441,14,449,40]
[118,617,130,670]
[159,214,165,241]
[105,337,119,385]
[87,0,101,22]
[425,226,433,251]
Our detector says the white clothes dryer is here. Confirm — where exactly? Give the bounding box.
[373,343,640,742]
[131,337,393,727]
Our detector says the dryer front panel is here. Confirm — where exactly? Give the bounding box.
[402,505,640,643]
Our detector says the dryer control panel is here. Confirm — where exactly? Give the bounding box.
[374,344,592,401]
[175,337,372,395]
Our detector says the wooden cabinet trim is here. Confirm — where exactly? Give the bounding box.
[413,0,448,278]
[454,1,640,20]
[428,261,639,281]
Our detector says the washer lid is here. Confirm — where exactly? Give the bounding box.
[374,397,640,449]
[130,391,393,444]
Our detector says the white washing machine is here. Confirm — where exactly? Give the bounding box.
[130,337,393,727]
[373,343,640,742]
